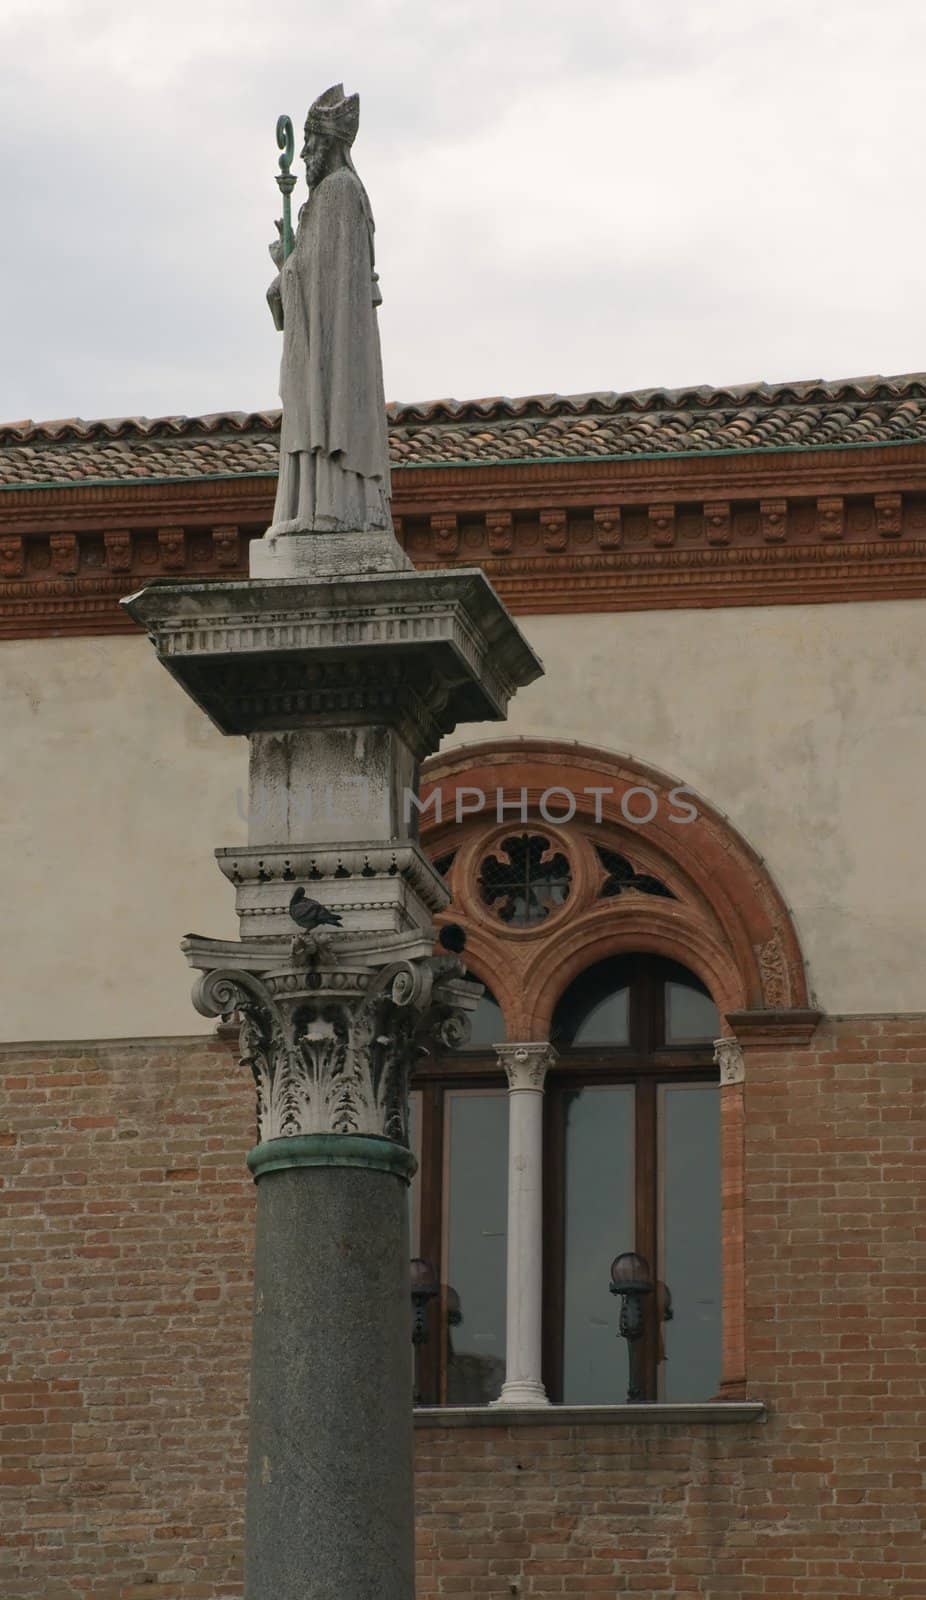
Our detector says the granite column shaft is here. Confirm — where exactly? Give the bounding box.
[245,1141,415,1600]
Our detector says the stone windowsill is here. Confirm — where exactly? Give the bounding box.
[414,1401,766,1428]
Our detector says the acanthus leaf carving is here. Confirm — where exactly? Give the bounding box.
[704,502,731,546]
[192,949,479,1147]
[649,504,676,548]
[760,499,788,543]
[158,526,186,570]
[0,536,25,578]
[430,513,459,557]
[104,530,133,572]
[540,510,567,552]
[875,493,902,538]
[495,1041,558,1090]
[192,966,296,1142]
[817,496,844,541]
[486,511,513,554]
[49,533,79,574]
[593,506,622,549]
[713,1037,745,1085]
[212,525,241,568]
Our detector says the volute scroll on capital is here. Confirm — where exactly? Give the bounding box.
[495,1041,559,1091]
[191,944,480,1146]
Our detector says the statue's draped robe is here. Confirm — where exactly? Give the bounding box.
[270,166,391,535]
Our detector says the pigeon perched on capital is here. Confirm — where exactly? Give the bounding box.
[288,889,343,931]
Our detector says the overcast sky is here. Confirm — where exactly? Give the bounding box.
[2,0,925,425]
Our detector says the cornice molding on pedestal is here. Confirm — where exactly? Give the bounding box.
[120,569,543,736]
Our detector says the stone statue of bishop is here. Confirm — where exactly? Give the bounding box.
[265,85,393,552]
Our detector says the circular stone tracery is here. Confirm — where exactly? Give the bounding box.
[477,831,572,926]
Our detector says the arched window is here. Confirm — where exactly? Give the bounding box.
[412,740,814,1406]
[410,956,720,1406]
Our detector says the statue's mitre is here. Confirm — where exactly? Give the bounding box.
[306,83,359,146]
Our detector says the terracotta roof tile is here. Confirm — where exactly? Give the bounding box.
[2,375,926,488]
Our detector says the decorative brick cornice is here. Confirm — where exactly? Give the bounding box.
[817,496,844,541]
[430,512,459,557]
[874,492,902,537]
[486,510,513,554]
[49,533,78,574]
[593,506,621,548]
[704,502,731,546]
[759,499,787,543]
[0,535,24,578]
[539,509,567,552]
[104,530,132,571]
[212,525,240,568]
[158,526,186,570]
[648,503,675,548]
[3,450,926,637]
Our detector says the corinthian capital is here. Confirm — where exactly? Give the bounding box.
[188,936,479,1147]
[714,1036,745,1085]
[495,1041,558,1091]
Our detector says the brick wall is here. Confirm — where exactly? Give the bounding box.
[2,1019,924,1599]
[1,1039,253,1600]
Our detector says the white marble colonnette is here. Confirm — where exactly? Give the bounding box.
[493,1042,558,1407]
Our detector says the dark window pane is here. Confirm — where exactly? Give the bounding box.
[443,1091,508,1404]
[597,846,674,900]
[562,1085,635,1403]
[552,957,632,1047]
[665,980,720,1042]
[659,1083,721,1401]
[571,988,629,1047]
[465,988,506,1048]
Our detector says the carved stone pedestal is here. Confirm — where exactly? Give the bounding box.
[123,560,542,1600]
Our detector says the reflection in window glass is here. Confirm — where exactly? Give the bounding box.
[466,988,505,1048]
[443,1091,508,1404]
[553,958,632,1047]
[660,1084,721,1400]
[562,1086,635,1404]
[665,981,720,1043]
[407,1089,422,1257]
[571,987,630,1046]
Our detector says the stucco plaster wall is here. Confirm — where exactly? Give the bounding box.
[446,599,924,1018]
[1,636,246,1042]
[1,598,922,1039]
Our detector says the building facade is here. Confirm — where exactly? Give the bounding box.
[1,376,924,1597]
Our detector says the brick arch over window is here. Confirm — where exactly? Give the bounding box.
[420,738,812,1040]
[421,739,819,1400]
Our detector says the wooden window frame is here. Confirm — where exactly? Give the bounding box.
[411,955,719,1406]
